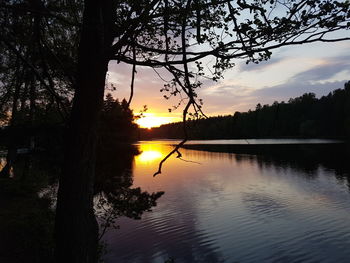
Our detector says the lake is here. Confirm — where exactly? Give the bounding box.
[103,139,350,263]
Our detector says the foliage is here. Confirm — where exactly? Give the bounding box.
[0,0,79,178]
[99,93,138,143]
[0,0,80,122]
[107,0,350,122]
[1,1,349,170]
[2,0,350,262]
[3,1,347,127]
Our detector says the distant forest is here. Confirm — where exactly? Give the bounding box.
[140,81,350,140]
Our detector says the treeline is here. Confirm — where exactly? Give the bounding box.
[0,93,137,144]
[98,93,138,145]
[141,81,350,140]
[0,92,137,179]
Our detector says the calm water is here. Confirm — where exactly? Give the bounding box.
[103,140,350,263]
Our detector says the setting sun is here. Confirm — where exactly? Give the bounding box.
[135,113,179,129]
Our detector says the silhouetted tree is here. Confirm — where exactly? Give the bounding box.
[99,93,137,143]
[2,0,350,262]
[0,0,80,177]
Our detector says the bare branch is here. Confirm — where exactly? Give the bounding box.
[1,37,69,118]
[127,45,136,106]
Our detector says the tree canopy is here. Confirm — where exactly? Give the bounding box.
[2,0,349,125]
[1,1,350,262]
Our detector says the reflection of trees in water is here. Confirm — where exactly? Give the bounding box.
[94,143,164,239]
[105,189,225,263]
[183,144,350,189]
[100,146,226,263]
[3,142,164,238]
[0,150,61,263]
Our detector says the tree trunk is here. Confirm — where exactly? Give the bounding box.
[0,63,22,178]
[54,1,114,262]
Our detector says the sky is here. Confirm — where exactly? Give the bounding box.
[107,40,350,127]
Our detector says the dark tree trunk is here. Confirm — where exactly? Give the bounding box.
[0,63,22,178]
[54,1,114,262]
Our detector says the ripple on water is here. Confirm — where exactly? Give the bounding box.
[104,142,350,263]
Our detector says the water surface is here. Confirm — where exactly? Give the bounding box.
[103,140,350,263]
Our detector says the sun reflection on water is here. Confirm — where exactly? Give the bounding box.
[135,143,166,164]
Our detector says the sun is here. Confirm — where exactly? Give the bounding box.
[135,113,179,129]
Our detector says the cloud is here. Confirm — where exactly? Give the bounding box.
[251,80,346,103]
[291,55,350,82]
[238,56,285,73]
[240,56,350,108]
[199,55,350,113]
[106,45,350,116]
[199,79,348,115]
[199,82,261,114]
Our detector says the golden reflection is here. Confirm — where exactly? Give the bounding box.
[135,143,166,164]
[137,150,163,163]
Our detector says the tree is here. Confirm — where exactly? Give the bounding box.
[0,0,80,177]
[56,0,350,262]
[2,0,350,262]
[99,93,138,142]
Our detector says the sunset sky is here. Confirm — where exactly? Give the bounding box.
[108,40,350,128]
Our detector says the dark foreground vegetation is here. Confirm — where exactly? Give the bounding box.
[141,82,350,140]
[0,144,163,263]
[0,153,57,263]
